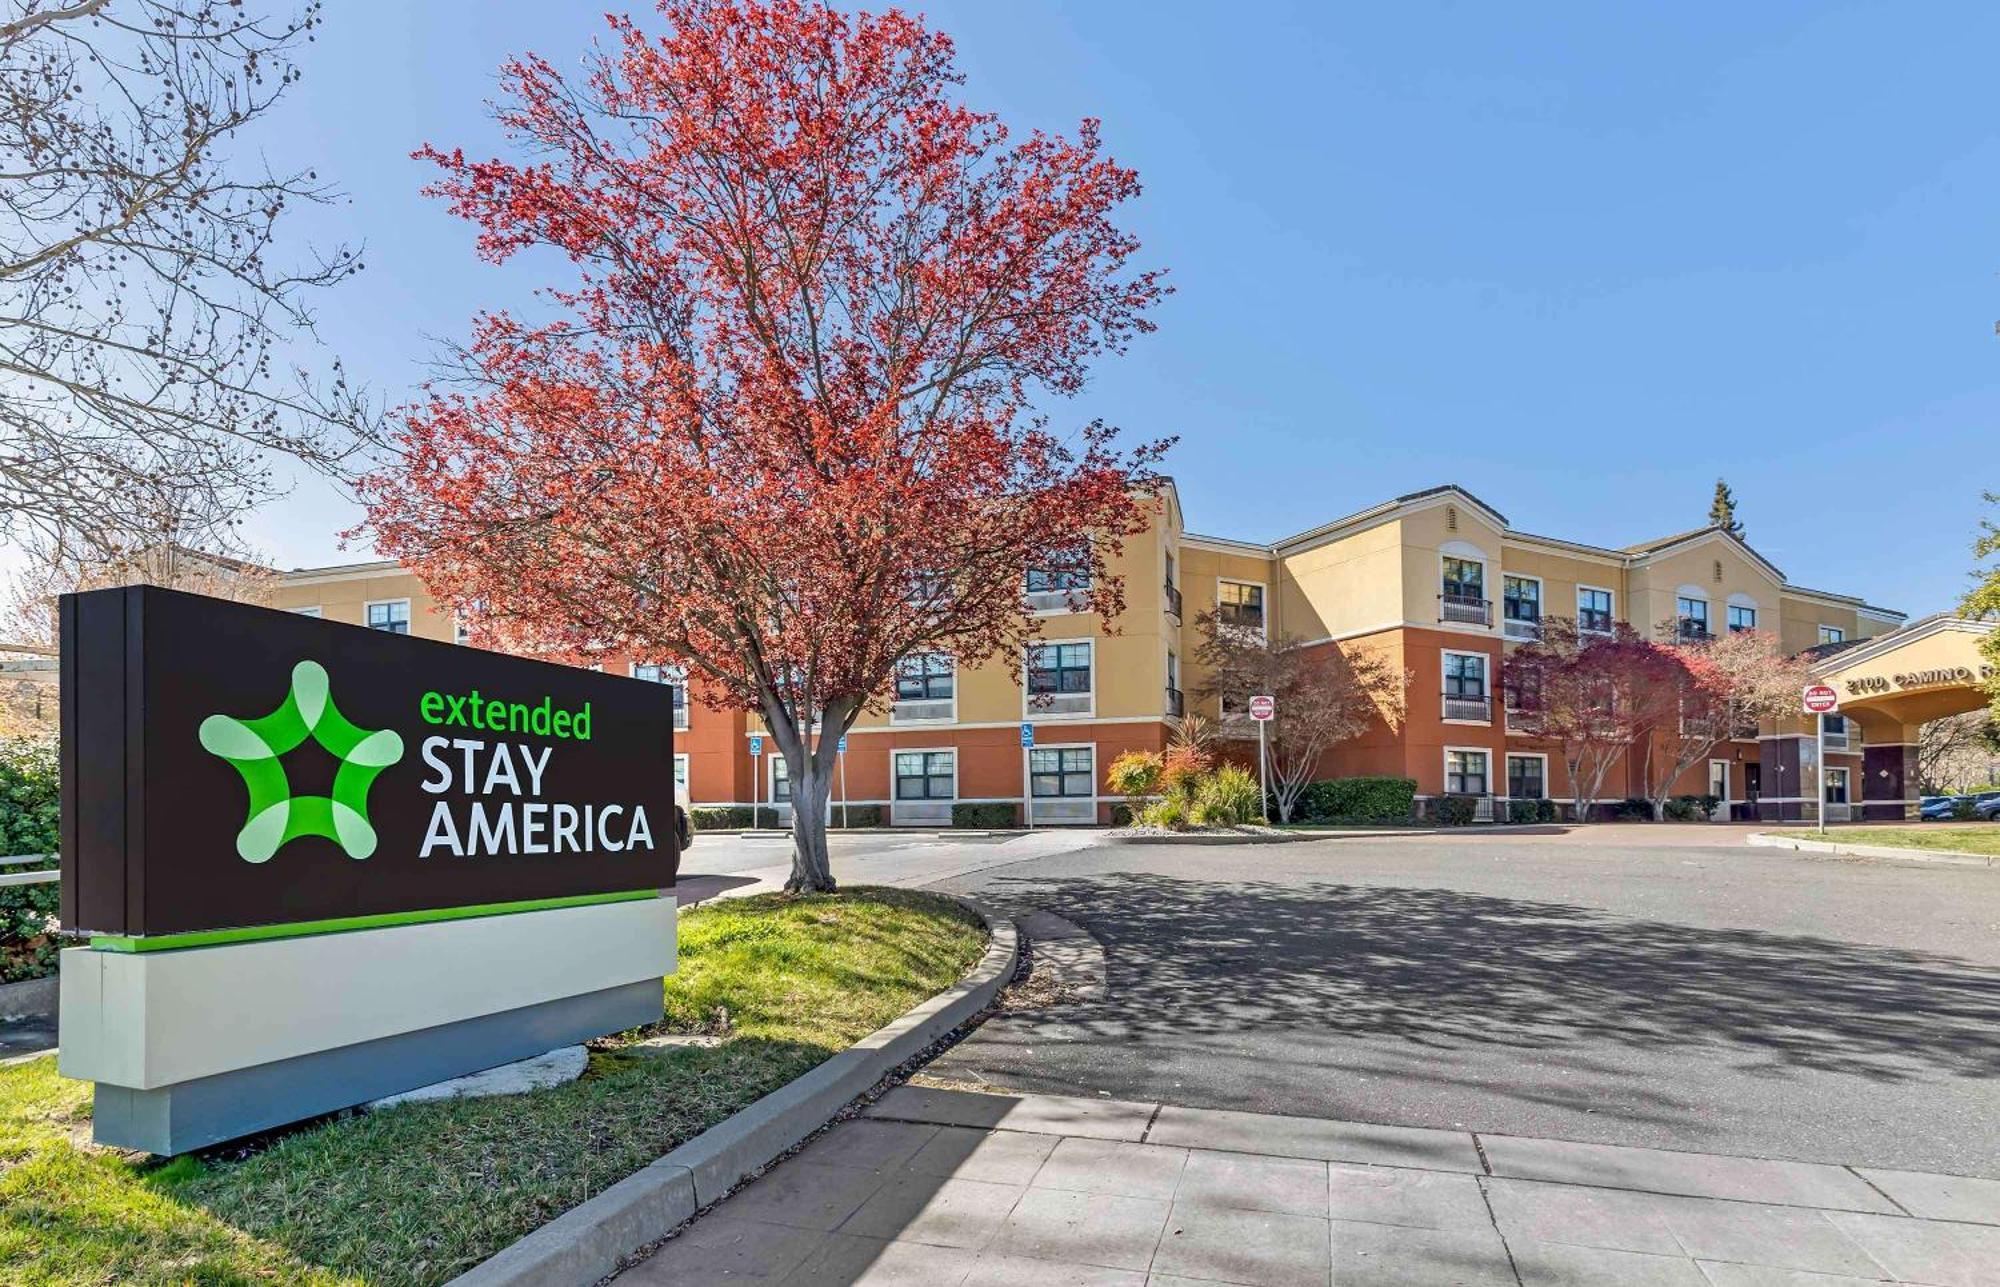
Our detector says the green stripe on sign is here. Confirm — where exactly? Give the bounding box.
[89,889,668,954]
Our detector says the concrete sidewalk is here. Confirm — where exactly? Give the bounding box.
[617,1086,2000,1286]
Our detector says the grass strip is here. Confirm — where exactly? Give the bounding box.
[1767,825,2000,856]
[1,886,985,1286]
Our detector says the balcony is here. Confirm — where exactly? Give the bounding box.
[1439,593,1491,627]
[1675,619,1713,644]
[1165,686,1184,718]
[1164,581,1183,621]
[1503,614,1541,641]
[1443,690,1491,722]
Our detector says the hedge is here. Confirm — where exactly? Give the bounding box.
[1294,776,1417,825]
[1435,795,1478,826]
[0,737,60,983]
[951,802,1019,829]
[690,806,756,831]
[829,804,885,828]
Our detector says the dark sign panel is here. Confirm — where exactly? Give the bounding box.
[61,586,678,937]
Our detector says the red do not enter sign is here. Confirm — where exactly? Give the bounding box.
[1802,684,1839,714]
[1248,695,1275,721]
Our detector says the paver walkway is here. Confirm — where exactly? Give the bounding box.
[618,1086,2000,1286]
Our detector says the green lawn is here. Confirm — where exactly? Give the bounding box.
[1770,824,2000,856]
[0,887,985,1287]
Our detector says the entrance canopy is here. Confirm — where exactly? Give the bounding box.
[1810,614,1995,731]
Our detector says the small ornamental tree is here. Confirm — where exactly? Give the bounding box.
[1191,611,1406,822]
[1503,616,1681,821]
[360,0,1168,891]
[1640,628,1809,819]
[1967,490,2000,720]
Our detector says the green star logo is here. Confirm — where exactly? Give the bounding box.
[199,660,405,863]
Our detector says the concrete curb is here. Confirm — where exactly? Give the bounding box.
[1099,823,1563,846]
[0,974,56,1021]
[448,902,1019,1287]
[1746,832,1998,868]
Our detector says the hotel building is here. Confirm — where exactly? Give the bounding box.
[270,483,1920,824]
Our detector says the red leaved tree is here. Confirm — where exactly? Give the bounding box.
[1503,617,1681,820]
[1190,612,1406,822]
[358,0,1168,890]
[1640,628,1809,819]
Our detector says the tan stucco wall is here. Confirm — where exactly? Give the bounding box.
[270,568,454,641]
[1625,538,1783,641]
[1278,519,1403,642]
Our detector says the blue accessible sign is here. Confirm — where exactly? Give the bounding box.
[748,735,763,757]
[1020,722,1035,748]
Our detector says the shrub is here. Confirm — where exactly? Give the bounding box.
[1137,795,1191,830]
[0,736,60,983]
[1109,803,1135,827]
[1295,776,1417,824]
[1193,764,1262,827]
[1605,798,1653,822]
[691,806,755,831]
[1663,797,1700,822]
[1105,750,1163,804]
[952,802,1018,829]
[828,804,884,828]
[1158,743,1211,798]
[1507,799,1540,824]
[1436,795,1478,826]
[1952,798,1980,821]
[1536,798,1558,823]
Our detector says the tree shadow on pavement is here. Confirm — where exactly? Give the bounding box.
[969,872,2000,1084]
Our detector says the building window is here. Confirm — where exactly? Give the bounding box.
[1502,576,1540,638]
[673,754,689,788]
[293,605,323,618]
[1027,642,1093,696]
[771,756,791,804]
[1506,754,1545,800]
[894,750,955,800]
[1824,766,1849,806]
[895,652,954,701]
[1676,596,1709,641]
[1441,556,1484,601]
[366,600,411,634]
[1025,564,1091,594]
[1217,580,1266,634]
[1819,625,1845,645]
[1446,749,1489,796]
[1727,605,1756,633]
[1443,652,1489,721]
[1577,587,1613,634]
[633,662,690,729]
[1030,747,1095,799]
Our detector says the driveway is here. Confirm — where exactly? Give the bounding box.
[921,826,2000,1178]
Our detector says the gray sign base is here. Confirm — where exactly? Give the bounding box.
[93,978,659,1155]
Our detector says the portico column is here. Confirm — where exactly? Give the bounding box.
[1861,726,1920,822]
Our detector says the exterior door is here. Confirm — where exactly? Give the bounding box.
[1707,760,1730,818]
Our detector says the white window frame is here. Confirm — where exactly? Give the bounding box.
[292,605,323,618]
[1216,577,1269,639]
[1501,573,1542,640]
[1818,624,1845,645]
[1707,758,1730,804]
[1675,588,1710,639]
[1026,741,1098,826]
[1436,541,1492,631]
[631,661,691,730]
[1824,765,1850,806]
[1726,604,1757,634]
[891,651,957,725]
[1441,649,1491,724]
[1023,637,1096,719]
[364,597,412,634]
[891,748,959,801]
[673,753,690,789]
[768,753,791,804]
[1443,746,1492,796]
[1024,554,1093,615]
[1577,585,1616,635]
[1505,751,1549,801]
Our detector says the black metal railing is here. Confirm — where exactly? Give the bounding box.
[1165,687,1184,717]
[1676,619,1712,643]
[1164,581,1183,620]
[1443,690,1491,722]
[1439,593,1491,626]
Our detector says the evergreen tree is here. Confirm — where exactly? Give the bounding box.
[1709,479,1744,538]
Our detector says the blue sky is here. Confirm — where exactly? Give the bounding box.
[252,0,1996,615]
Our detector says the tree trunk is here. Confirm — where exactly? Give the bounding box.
[786,756,835,893]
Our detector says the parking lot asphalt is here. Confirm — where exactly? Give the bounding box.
[916,827,2000,1178]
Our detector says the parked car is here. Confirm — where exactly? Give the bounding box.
[1919,795,1962,821]
[1974,791,2000,821]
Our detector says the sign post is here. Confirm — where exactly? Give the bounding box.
[748,734,764,830]
[1020,722,1036,829]
[837,733,849,830]
[57,585,679,1154]
[1802,684,1840,836]
[1248,695,1276,822]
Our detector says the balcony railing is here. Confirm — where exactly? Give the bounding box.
[1164,582,1183,621]
[1165,686,1184,717]
[1439,593,1491,627]
[1676,619,1713,644]
[1443,690,1491,722]
[1503,614,1541,641]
